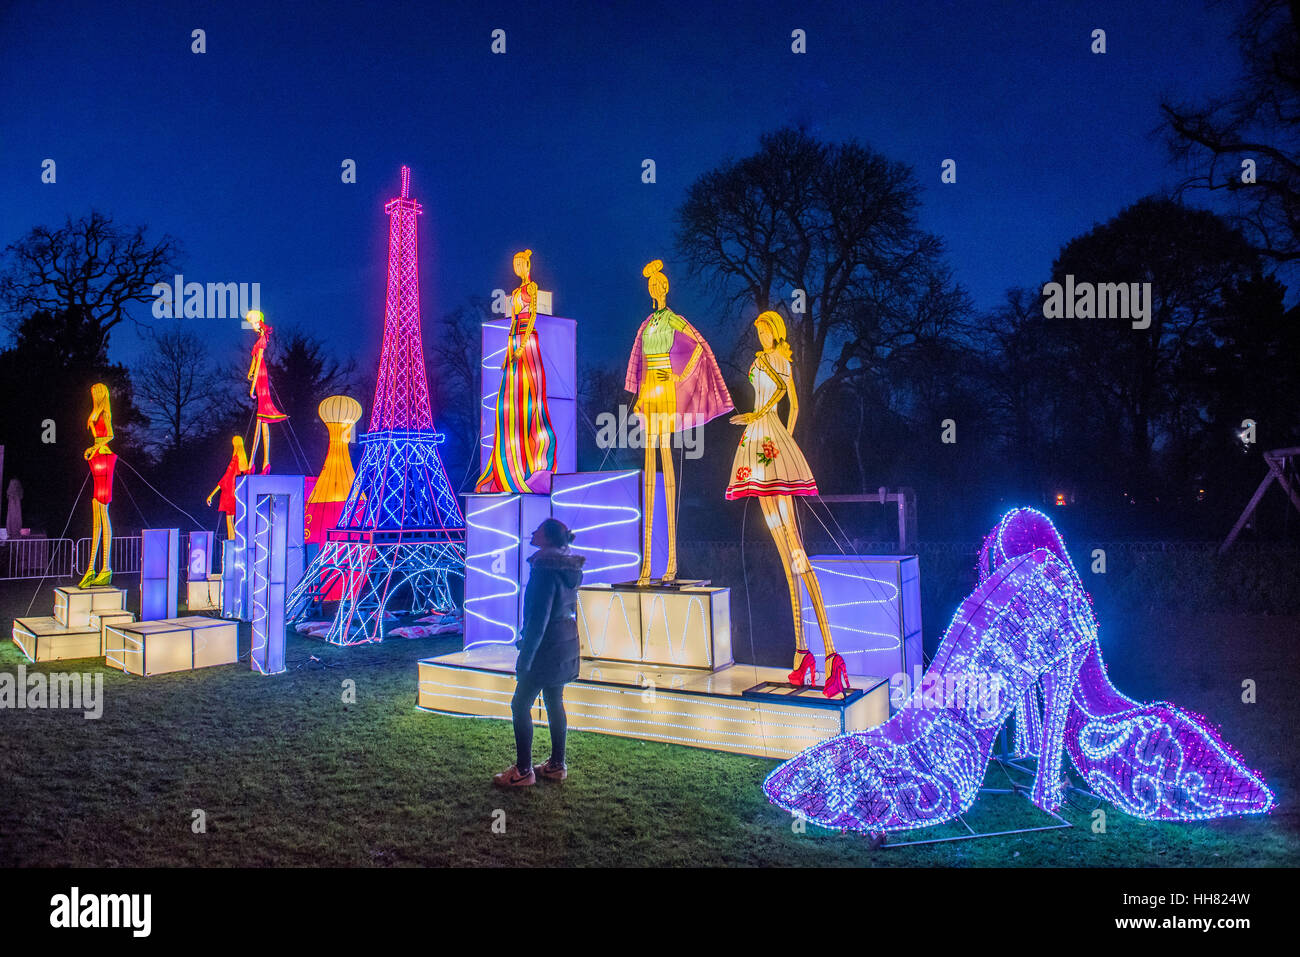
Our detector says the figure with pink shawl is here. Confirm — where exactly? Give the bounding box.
[624,260,733,583]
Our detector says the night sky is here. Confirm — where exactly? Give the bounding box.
[0,0,1256,388]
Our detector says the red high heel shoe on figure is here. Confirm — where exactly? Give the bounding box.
[789,649,816,686]
[822,653,851,698]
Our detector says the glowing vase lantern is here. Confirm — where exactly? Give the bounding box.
[305,394,362,545]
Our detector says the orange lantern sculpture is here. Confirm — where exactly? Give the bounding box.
[306,394,362,545]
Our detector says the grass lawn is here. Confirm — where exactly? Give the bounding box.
[0,577,1295,867]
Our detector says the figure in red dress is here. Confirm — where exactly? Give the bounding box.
[245,310,288,473]
[206,435,250,539]
[79,383,116,588]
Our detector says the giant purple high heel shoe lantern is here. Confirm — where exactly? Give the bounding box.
[763,508,1274,834]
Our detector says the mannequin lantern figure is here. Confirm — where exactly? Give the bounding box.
[476,250,558,494]
[80,383,117,587]
[245,309,288,473]
[624,260,732,584]
[725,311,847,697]
[206,435,251,539]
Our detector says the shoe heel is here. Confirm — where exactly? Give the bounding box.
[1014,685,1042,758]
[1030,647,1086,810]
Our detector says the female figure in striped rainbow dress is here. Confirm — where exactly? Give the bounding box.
[476,250,557,494]
[725,310,847,698]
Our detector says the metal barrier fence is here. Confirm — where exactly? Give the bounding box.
[73,535,143,577]
[0,537,75,580]
[0,533,211,582]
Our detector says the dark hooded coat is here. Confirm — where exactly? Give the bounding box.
[515,548,585,686]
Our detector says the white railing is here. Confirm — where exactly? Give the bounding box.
[0,537,76,580]
[72,535,143,577]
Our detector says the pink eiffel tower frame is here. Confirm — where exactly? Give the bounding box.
[288,167,466,644]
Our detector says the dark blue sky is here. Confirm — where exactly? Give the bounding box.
[0,0,1260,389]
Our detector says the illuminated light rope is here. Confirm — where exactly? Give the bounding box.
[574,587,636,659]
[463,495,524,648]
[416,676,838,751]
[573,586,709,665]
[644,592,709,666]
[549,472,642,579]
[764,508,1275,834]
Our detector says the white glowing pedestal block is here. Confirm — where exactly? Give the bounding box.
[54,585,126,629]
[104,617,238,676]
[92,610,136,655]
[576,583,732,670]
[418,645,889,760]
[12,585,128,662]
[798,555,924,687]
[187,576,222,612]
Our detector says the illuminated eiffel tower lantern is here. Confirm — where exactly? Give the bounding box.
[288,166,466,644]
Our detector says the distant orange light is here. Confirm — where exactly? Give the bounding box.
[1054,493,1066,506]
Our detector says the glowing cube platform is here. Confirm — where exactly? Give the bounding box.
[417,645,889,760]
[104,616,238,676]
[576,583,732,670]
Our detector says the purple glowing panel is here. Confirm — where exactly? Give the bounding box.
[480,315,577,473]
[233,474,305,622]
[797,555,922,684]
[250,492,288,675]
[141,528,179,621]
[549,470,665,585]
[187,531,214,581]
[463,492,553,649]
[764,508,1274,833]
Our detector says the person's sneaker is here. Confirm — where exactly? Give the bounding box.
[533,760,568,782]
[492,765,535,788]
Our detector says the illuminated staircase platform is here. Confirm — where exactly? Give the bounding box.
[12,584,129,662]
[417,645,890,760]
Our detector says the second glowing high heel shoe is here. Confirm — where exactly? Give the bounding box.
[789,649,816,686]
[990,509,1274,821]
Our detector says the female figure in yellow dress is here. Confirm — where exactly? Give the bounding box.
[624,260,732,583]
[476,250,557,493]
[79,383,116,587]
[726,311,847,697]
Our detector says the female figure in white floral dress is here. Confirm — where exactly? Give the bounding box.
[726,311,847,697]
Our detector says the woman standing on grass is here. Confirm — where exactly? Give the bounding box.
[494,518,585,788]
